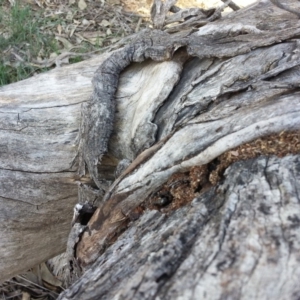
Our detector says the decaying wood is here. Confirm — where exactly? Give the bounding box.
[1,0,300,298]
[270,0,300,18]
[74,0,300,271]
[60,0,300,297]
[151,0,178,29]
[58,155,300,299]
[78,29,186,190]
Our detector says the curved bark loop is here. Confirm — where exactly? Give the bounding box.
[79,29,187,188]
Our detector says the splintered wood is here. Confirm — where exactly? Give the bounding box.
[1,0,300,298]
[74,0,300,271]
[83,130,300,256]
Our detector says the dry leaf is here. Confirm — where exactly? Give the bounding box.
[100,19,111,27]
[107,0,120,4]
[37,48,45,61]
[22,292,31,300]
[76,36,83,44]
[34,0,43,7]
[81,31,106,39]
[82,19,90,26]
[49,52,58,59]
[78,0,87,10]
[106,28,112,35]
[110,37,121,43]
[40,263,63,288]
[230,150,239,156]
[55,36,75,50]
[57,24,62,35]
[76,31,105,45]
[69,25,78,37]
[66,11,73,20]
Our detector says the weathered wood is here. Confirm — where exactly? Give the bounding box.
[58,155,300,299]
[0,54,110,281]
[74,0,300,270]
[151,0,178,29]
[56,0,300,297]
[78,30,187,190]
[1,1,300,299]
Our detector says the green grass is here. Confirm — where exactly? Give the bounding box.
[0,2,59,86]
[0,1,128,87]
[69,56,84,64]
[0,64,11,86]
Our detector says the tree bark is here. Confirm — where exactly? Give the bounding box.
[0,53,111,281]
[1,0,300,298]
[59,155,300,299]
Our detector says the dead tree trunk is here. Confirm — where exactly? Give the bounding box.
[60,155,300,299]
[0,54,110,282]
[1,0,300,299]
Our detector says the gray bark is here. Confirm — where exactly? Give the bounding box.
[59,155,300,300]
[1,0,300,299]
[75,0,300,270]
[0,53,111,282]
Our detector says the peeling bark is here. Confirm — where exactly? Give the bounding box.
[75,0,300,270]
[1,1,300,298]
[78,30,187,189]
[59,155,300,300]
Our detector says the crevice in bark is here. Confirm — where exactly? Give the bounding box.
[2,0,300,295]
[73,131,300,275]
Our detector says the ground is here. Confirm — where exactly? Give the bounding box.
[0,0,256,85]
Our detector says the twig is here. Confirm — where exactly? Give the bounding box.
[151,0,178,29]
[135,17,143,33]
[221,0,240,11]
[15,275,60,295]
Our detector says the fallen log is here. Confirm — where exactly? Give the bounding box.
[0,52,111,281]
[1,0,300,299]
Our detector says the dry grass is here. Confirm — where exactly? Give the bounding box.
[0,0,150,85]
[0,0,257,85]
